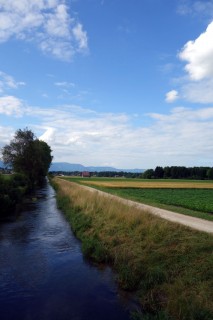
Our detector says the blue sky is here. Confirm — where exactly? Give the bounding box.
[0,0,213,169]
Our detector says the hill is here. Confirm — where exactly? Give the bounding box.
[49,162,144,173]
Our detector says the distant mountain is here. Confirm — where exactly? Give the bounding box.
[49,162,85,172]
[0,160,144,173]
[49,162,144,173]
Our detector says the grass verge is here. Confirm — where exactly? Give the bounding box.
[53,178,213,320]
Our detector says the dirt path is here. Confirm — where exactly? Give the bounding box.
[78,183,213,234]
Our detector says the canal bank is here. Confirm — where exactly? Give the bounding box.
[53,177,213,320]
[0,181,134,320]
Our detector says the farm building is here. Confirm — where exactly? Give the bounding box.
[81,171,90,178]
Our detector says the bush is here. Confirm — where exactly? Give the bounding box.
[0,174,28,217]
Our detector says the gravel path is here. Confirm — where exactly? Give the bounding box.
[78,183,213,234]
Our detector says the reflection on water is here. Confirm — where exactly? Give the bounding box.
[0,181,134,320]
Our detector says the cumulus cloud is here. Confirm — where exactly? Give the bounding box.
[0,0,88,61]
[174,20,213,103]
[165,90,179,103]
[179,21,213,80]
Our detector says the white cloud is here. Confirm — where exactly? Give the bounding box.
[72,23,88,51]
[165,90,179,103]
[172,20,213,103]
[1,95,212,167]
[179,21,213,80]
[54,81,75,88]
[2,100,212,168]
[0,126,14,148]
[182,78,213,103]
[0,71,25,93]
[0,96,24,116]
[177,0,213,17]
[0,0,88,61]
[39,127,56,143]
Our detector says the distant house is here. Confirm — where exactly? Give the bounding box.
[82,171,90,178]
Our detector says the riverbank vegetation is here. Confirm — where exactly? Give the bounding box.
[53,177,213,320]
[0,128,53,216]
[0,173,28,218]
[2,128,53,189]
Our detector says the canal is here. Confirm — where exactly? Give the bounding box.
[0,181,134,320]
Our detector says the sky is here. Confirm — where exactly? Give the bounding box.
[0,0,213,169]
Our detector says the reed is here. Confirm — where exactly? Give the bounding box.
[53,178,213,320]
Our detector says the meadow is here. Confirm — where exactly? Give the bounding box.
[63,177,213,221]
[53,177,213,320]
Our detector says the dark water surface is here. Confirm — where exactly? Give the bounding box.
[0,182,134,320]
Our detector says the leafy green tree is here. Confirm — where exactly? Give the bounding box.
[1,128,53,188]
[154,166,164,178]
[207,167,213,180]
[142,169,154,179]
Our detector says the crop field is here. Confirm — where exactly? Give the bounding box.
[63,177,213,220]
[79,178,213,189]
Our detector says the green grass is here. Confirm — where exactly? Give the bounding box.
[99,187,213,221]
[53,178,213,320]
[62,177,213,221]
[1,174,13,180]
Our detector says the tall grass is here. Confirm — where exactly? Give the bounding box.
[53,178,213,320]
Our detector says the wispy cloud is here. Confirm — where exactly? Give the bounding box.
[0,0,88,61]
[54,81,75,88]
[0,71,25,93]
[177,0,213,18]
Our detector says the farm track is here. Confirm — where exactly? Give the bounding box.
[77,182,213,234]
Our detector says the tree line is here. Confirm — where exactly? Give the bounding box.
[142,166,213,180]
[50,171,142,178]
[0,128,53,217]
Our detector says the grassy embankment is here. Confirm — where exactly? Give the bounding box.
[66,177,213,221]
[53,177,213,320]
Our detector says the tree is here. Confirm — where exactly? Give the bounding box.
[142,169,154,179]
[154,166,164,178]
[207,167,213,180]
[1,128,53,188]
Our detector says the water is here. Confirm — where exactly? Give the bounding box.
[0,181,134,320]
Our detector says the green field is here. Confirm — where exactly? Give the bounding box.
[101,187,213,221]
[62,177,213,221]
